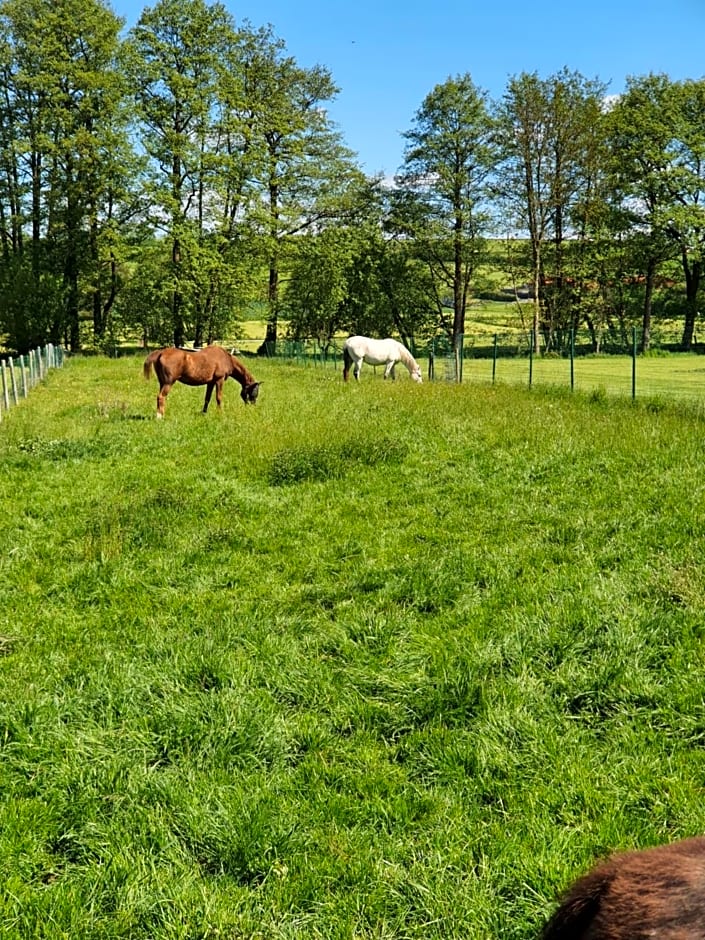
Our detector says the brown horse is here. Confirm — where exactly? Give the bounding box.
[542,835,705,939]
[143,346,260,418]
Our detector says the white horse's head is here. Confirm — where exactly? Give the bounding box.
[411,366,423,383]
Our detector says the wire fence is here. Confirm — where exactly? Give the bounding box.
[235,328,705,404]
[0,343,66,421]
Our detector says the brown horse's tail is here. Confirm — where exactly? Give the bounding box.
[143,349,160,380]
[343,345,353,381]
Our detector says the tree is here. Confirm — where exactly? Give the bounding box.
[0,0,131,351]
[285,227,354,349]
[232,26,362,355]
[397,73,495,376]
[607,74,705,350]
[285,211,437,355]
[496,68,607,353]
[123,0,237,347]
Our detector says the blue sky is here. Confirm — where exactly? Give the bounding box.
[115,0,705,179]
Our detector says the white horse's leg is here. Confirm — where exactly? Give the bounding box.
[384,360,396,380]
[353,357,362,381]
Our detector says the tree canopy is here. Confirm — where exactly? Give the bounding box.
[0,0,702,357]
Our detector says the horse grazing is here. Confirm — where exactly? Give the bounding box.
[343,336,422,383]
[542,835,705,940]
[143,346,260,418]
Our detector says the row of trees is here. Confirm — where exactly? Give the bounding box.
[0,0,371,354]
[394,70,705,357]
[0,0,703,357]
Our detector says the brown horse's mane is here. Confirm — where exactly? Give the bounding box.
[542,836,705,940]
[226,350,257,389]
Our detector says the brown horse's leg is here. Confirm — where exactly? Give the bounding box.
[157,383,171,418]
[214,379,224,410]
[203,381,216,413]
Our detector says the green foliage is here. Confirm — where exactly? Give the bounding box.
[0,0,130,352]
[0,0,704,359]
[397,73,496,343]
[606,74,705,348]
[2,356,705,936]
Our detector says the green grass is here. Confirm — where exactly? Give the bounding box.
[462,349,705,402]
[2,355,705,937]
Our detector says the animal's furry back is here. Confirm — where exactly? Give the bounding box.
[542,837,705,940]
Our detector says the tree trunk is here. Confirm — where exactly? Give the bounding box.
[452,217,464,381]
[172,235,184,348]
[641,256,656,353]
[532,241,541,355]
[258,263,278,355]
[681,252,701,351]
[64,242,80,351]
[259,177,280,356]
[90,217,103,339]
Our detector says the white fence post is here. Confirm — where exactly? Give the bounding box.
[0,343,65,418]
[9,357,18,405]
[1,360,8,411]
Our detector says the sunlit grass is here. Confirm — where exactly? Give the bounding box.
[1,354,705,937]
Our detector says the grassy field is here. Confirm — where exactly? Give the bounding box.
[2,355,705,938]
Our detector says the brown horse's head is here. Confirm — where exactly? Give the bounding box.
[241,381,261,404]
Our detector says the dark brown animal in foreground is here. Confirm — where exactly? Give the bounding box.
[542,835,705,939]
[143,346,260,418]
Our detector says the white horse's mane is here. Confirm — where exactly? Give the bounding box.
[395,341,420,373]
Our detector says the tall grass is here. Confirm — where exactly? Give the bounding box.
[1,355,705,938]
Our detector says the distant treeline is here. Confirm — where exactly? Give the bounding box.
[0,0,702,357]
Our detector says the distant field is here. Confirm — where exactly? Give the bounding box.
[465,351,705,402]
[2,356,705,938]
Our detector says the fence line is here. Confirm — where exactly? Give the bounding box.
[0,343,66,422]
[234,328,705,403]
[424,328,705,402]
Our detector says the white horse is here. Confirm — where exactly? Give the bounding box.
[342,336,423,383]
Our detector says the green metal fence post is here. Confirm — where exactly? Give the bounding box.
[528,330,534,387]
[570,328,575,391]
[632,326,637,400]
[492,333,498,384]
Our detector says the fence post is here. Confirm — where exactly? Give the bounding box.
[570,328,575,391]
[492,333,498,384]
[20,355,27,397]
[632,326,637,400]
[9,357,18,404]
[528,331,534,387]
